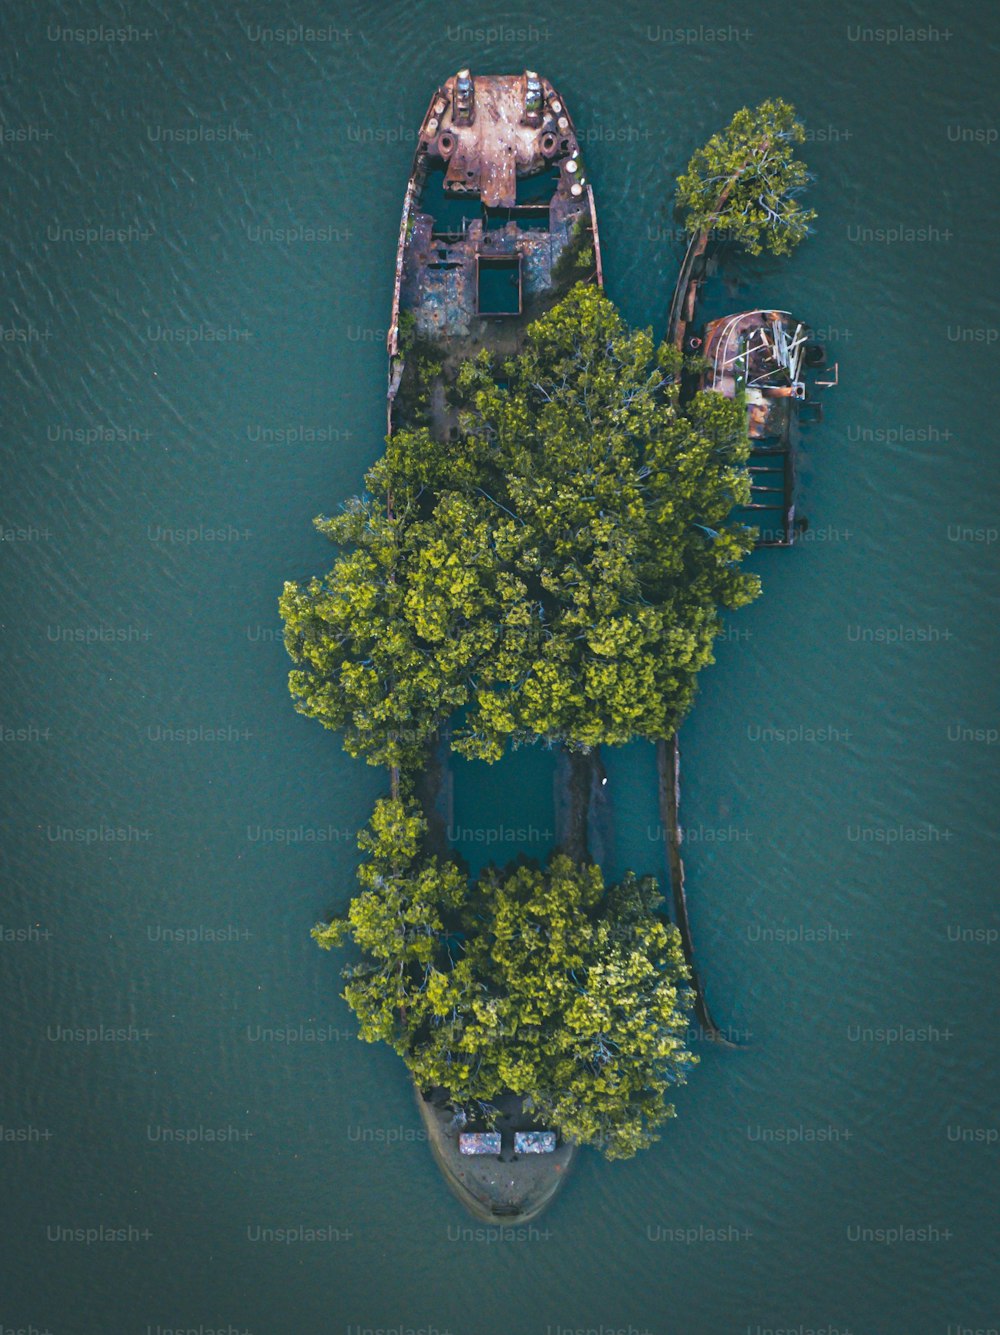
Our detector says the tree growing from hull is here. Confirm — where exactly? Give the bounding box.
[452,284,758,758]
[279,487,534,769]
[313,797,697,1159]
[286,98,823,1168]
[281,284,759,766]
[675,98,816,256]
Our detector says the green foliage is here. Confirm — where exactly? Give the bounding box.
[451,283,758,756]
[281,283,758,767]
[396,308,417,356]
[320,830,697,1158]
[676,99,816,255]
[327,799,470,1047]
[551,215,597,286]
[280,486,532,768]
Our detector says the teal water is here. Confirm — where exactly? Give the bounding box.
[2,2,998,1332]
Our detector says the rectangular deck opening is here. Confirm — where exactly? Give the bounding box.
[516,171,558,205]
[419,168,476,234]
[476,255,521,316]
[484,204,551,232]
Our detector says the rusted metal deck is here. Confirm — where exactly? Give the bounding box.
[387,69,601,434]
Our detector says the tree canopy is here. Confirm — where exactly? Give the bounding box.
[314,797,697,1159]
[676,98,816,256]
[281,283,759,766]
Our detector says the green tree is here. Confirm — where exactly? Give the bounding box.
[281,284,759,767]
[451,283,759,757]
[311,796,470,1048]
[676,98,816,255]
[280,488,534,768]
[319,832,697,1159]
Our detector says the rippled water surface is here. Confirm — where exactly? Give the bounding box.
[2,2,997,1332]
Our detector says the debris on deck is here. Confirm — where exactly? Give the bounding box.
[700,309,831,547]
[515,1131,557,1154]
[459,1132,502,1156]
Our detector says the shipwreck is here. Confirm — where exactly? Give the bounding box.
[668,235,837,547]
[373,68,833,1220]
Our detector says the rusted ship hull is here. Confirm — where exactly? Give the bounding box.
[387,68,602,435]
[385,69,603,1221]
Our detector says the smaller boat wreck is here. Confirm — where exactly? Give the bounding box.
[699,310,831,546]
[668,221,837,548]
